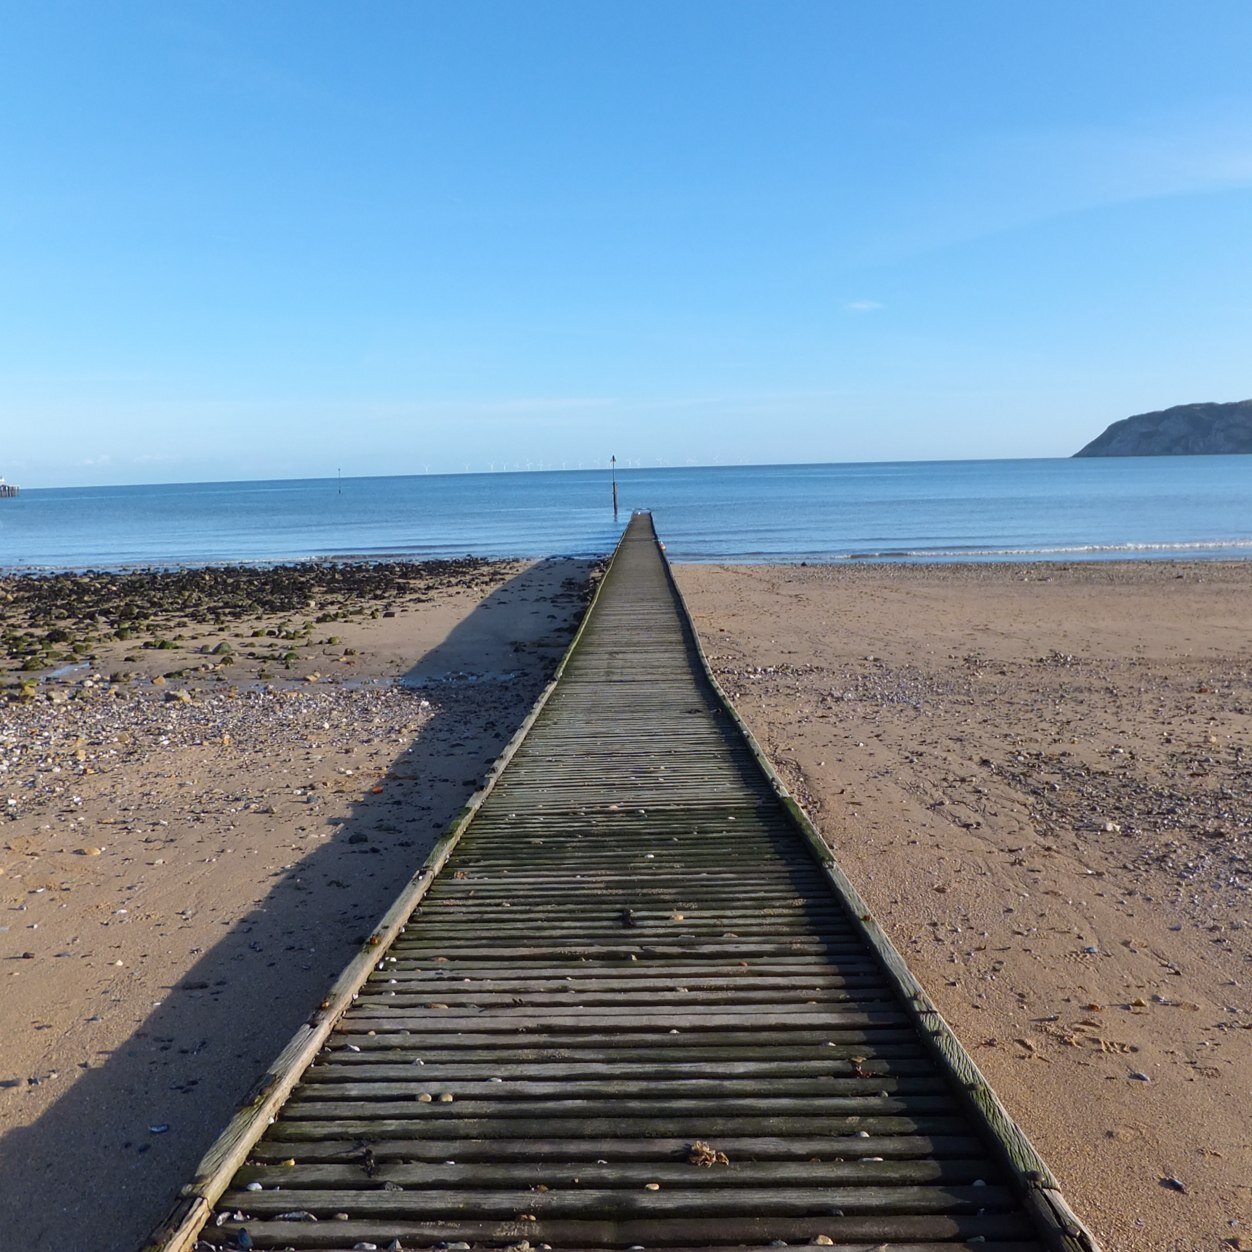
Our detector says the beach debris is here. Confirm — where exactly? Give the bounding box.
[687,1140,730,1166]
[1160,1176,1187,1193]
[1128,1071,1151,1082]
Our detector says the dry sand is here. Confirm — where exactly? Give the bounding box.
[677,560,1252,1252]
[0,557,595,1252]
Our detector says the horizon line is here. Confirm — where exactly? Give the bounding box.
[8,451,1106,493]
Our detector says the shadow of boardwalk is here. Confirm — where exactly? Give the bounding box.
[0,558,595,1252]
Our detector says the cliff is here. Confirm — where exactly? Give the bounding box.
[1074,400,1252,457]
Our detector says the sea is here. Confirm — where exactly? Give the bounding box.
[2,457,1251,571]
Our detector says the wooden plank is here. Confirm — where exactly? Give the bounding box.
[320,1037,924,1059]
[233,1157,1002,1188]
[192,1212,1038,1248]
[304,1057,937,1079]
[326,1028,922,1049]
[375,957,879,976]
[279,1095,957,1121]
[363,970,886,990]
[330,1008,910,1029]
[267,1114,970,1140]
[293,1075,942,1098]
[218,1183,1017,1217]
[245,1132,990,1164]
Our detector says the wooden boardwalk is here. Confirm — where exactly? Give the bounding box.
[148,513,1099,1252]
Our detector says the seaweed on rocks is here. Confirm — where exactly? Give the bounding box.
[0,559,507,674]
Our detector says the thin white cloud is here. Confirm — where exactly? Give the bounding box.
[845,300,884,312]
[857,100,1252,263]
[962,107,1252,224]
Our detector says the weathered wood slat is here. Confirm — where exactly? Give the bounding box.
[380,941,876,959]
[351,990,894,1011]
[308,1057,935,1078]
[234,1157,998,1188]
[375,960,883,978]
[333,1008,912,1029]
[245,1132,990,1163]
[267,1114,972,1140]
[321,1038,924,1059]
[326,1027,924,1048]
[296,1074,941,1096]
[364,969,884,989]
[219,1183,1018,1217]
[145,512,1097,1252]
[279,1096,958,1121]
[193,1212,1039,1248]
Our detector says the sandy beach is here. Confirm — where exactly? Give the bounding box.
[3,554,1250,1252]
[677,560,1252,1252]
[0,557,596,1252]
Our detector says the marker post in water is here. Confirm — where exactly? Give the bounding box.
[611,455,619,519]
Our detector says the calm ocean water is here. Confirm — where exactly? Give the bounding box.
[2,458,1251,570]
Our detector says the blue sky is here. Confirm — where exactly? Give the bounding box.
[4,1,1252,486]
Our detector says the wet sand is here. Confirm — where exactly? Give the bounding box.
[0,557,596,1252]
[677,560,1252,1252]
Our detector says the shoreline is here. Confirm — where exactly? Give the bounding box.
[0,557,544,695]
[10,549,1252,578]
[677,558,1252,1252]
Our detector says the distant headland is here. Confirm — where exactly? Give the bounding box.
[1074,399,1252,457]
